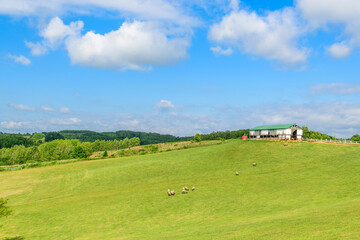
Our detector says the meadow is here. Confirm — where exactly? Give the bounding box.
[1,140,360,239]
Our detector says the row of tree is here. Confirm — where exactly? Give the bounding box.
[198,129,249,140]
[0,137,140,166]
[58,130,190,144]
[301,126,335,140]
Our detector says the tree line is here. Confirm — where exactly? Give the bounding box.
[58,130,190,145]
[0,137,140,166]
[198,129,249,140]
[301,126,335,140]
[0,130,190,149]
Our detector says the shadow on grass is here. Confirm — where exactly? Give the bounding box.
[3,237,24,240]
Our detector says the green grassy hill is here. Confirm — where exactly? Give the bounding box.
[1,140,360,239]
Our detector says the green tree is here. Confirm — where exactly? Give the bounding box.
[103,151,108,157]
[351,134,360,141]
[194,133,202,142]
[30,133,45,144]
[45,132,65,142]
[302,126,310,139]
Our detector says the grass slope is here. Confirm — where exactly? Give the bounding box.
[1,140,360,239]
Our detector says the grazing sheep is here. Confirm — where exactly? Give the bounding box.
[235,172,239,175]
[182,189,188,194]
[284,143,288,146]
[192,186,195,191]
[171,190,175,195]
[184,186,189,191]
[252,163,257,166]
[167,189,171,196]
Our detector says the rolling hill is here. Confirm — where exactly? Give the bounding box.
[1,140,360,239]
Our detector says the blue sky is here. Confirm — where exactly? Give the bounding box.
[1,0,360,138]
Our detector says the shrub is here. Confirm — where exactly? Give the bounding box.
[72,146,88,159]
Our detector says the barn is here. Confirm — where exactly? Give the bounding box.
[249,124,303,140]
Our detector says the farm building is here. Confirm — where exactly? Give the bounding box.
[249,124,303,140]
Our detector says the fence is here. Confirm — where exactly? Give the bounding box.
[304,138,360,145]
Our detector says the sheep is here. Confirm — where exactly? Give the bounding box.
[182,188,188,194]
[171,190,175,195]
[192,186,195,191]
[235,172,239,175]
[252,163,257,166]
[167,189,171,196]
[284,143,288,146]
[184,186,189,191]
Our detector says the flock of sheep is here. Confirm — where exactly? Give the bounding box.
[236,162,257,176]
[167,163,257,196]
[167,186,195,196]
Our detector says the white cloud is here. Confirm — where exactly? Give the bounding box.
[0,0,193,25]
[25,41,48,56]
[210,46,233,56]
[65,20,190,70]
[310,83,360,95]
[41,17,83,48]
[326,42,352,58]
[41,106,54,111]
[50,117,82,125]
[26,17,84,55]
[8,54,31,65]
[27,17,191,70]
[297,0,360,58]
[0,121,28,129]
[6,101,36,111]
[59,107,70,113]
[209,3,308,66]
[154,100,175,111]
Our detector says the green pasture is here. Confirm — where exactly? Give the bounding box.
[1,140,360,239]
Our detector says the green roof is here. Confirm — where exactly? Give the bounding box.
[250,124,299,131]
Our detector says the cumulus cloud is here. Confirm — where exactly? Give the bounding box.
[26,17,83,56]
[0,121,28,129]
[210,46,233,56]
[154,100,175,111]
[209,2,308,66]
[8,54,31,65]
[6,101,36,111]
[27,17,191,70]
[60,107,70,113]
[326,42,352,58]
[297,0,360,58]
[41,106,54,111]
[310,83,360,95]
[41,17,83,48]
[66,20,190,70]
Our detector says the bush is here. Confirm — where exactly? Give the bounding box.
[72,146,87,159]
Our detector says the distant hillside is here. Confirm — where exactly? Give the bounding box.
[58,130,190,145]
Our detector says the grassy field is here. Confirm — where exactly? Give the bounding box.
[1,140,360,239]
